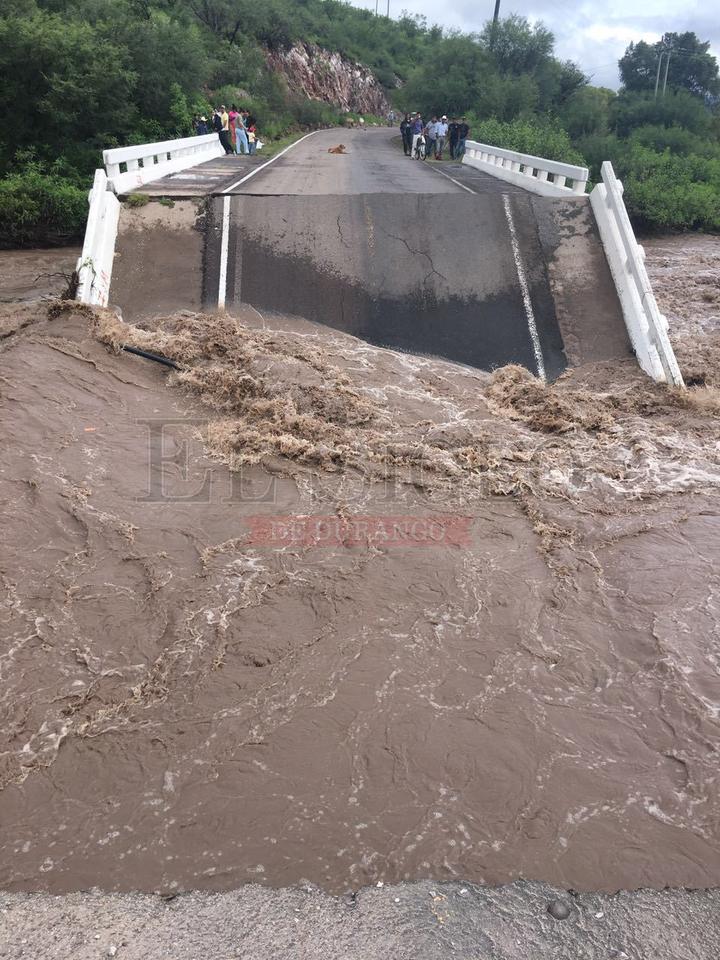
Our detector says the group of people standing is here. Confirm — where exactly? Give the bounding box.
[195,106,259,156]
[400,114,470,161]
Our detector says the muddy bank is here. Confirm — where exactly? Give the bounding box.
[1,293,720,899]
[2,879,719,960]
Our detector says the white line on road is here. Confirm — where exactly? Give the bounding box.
[221,130,322,194]
[501,193,546,381]
[425,164,477,194]
[217,130,322,306]
[217,194,231,309]
[428,163,547,380]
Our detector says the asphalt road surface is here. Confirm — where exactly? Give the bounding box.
[223,127,528,197]
[204,128,577,378]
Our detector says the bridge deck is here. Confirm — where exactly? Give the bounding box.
[128,154,266,197]
[113,127,631,377]
[125,132,530,198]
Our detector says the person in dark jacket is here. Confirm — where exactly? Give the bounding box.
[400,114,413,156]
[448,118,460,159]
[456,118,470,160]
[195,115,209,136]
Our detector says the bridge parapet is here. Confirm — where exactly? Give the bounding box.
[590,161,683,386]
[76,169,119,307]
[463,141,589,197]
[103,134,224,194]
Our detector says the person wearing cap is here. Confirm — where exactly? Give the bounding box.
[195,115,209,136]
[435,116,449,160]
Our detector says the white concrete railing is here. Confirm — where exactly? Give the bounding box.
[103,133,224,194]
[590,162,683,386]
[463,141,589,197]
[76,169,120,307]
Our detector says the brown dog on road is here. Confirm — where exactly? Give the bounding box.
[327,145,347,154]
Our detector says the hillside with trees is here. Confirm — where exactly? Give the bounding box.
[1,1,719,244]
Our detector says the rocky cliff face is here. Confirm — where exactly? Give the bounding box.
[266,42,390,116]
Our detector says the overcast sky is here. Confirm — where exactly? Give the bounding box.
[349,0,720,90]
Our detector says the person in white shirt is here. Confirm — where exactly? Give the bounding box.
[434,116,449,160]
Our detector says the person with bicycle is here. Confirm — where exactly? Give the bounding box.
[424,116,438,160]
[410,113,425,159]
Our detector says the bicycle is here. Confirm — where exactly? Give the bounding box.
[413,134,426,161]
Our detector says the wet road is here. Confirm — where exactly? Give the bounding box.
[222,128,522,197]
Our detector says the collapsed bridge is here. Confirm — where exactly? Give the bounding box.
[77,126,682,386]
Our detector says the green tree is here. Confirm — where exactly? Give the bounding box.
[480,15,554,75]
[611,89,713,138]
[0,9,137,172]
[620,32,720,98]
[561,86,615,139]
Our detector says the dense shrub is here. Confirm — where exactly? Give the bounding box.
[469,116,587,166]
[618,145,720,231]
[0,167,88,247]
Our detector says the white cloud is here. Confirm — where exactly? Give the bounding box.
[582,24,660,47]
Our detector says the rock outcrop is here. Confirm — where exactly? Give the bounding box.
[266,42,390,116]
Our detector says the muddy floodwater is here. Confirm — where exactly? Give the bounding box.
[1,236,720,897]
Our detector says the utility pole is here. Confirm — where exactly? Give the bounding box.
[490,0,501,48]
[386,0,390,16]
[662,50,672,97]
[654,52,664,98]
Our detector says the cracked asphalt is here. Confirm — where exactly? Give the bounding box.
[195,127,576,376]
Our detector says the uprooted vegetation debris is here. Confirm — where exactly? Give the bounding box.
[36,301,720,501]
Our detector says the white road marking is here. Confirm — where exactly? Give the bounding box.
[426,164,477,194]
[501,193,546,381]
[221,130,322,194]
[217,194,231,309]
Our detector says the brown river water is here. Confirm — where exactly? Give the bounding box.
[0,236,719,896]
